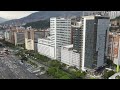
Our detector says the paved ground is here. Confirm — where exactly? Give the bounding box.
[0,54,39,79]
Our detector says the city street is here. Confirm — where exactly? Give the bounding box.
[0,52,39,79]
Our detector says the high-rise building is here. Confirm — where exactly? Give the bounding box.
[50,17,71,60]
[60,17,82,69]
[72,15,110,71]
[72,17,83,53]
[4,27,25,46]
[61,15,110,71]
[37,17,71,60]
[14,31,25,46]
[34,29,50,51]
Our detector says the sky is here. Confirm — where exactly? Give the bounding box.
[0,11,38,20]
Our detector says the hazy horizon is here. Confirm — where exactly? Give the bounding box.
[0,11,38,20]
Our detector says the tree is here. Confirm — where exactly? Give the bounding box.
[103,70,115,79]
[115,75,120,79]
[74,70,82,78]
[47,67,57,76]
[49,60,61,68]
[59,75,71,79]
[21,55,28,62]
[60,63,67,69]
[54,71,63,78]
[24,20,50,29]
[40,67,45,71]
[71,70,85,79]
[106,59,113,67]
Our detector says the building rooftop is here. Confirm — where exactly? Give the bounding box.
[82,15,109,19]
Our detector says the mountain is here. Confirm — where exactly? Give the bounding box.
[1,11,83,25]
[24,19,50,29]
[0,17,8,23]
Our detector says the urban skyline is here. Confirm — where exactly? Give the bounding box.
[0,11,120,20]
[0,11,120,79]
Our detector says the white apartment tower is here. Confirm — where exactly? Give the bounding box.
[50,17,71,60]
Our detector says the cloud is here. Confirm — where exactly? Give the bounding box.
[0,11,38,20]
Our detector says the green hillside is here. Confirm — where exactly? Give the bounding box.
[23,20,50,29]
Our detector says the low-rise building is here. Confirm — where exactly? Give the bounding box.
[37,37,55,59]
[4,27,25,46]
[61,44,80,69]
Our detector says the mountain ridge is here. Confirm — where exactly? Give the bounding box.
[0,17,8,23]
[1,11,83,25]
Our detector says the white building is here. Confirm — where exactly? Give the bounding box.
[37,37,55,59]
[50,17,71,60]
[61,44,80,69]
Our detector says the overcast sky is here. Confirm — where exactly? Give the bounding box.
[0,11,38,20]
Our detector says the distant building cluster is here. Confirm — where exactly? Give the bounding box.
[4,26,50,51]
[83,11,120,19]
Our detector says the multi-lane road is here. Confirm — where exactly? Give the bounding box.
[0,50,39,79]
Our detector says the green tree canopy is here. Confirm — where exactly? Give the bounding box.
[103,70,115,79]
[23,20,50,29]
